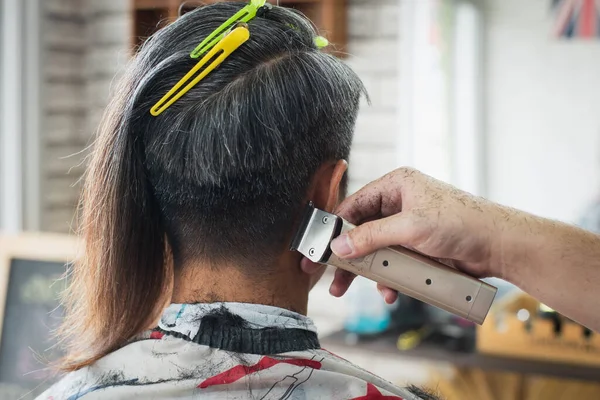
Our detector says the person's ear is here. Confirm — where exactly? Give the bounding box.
[299,159,347,282]
[309,160,348,212]
[325,160,348,212]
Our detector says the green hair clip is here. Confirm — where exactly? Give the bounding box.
[190,0,266,59]
[314,36,329,49]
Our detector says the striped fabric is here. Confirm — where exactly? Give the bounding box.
[552,0,600,38]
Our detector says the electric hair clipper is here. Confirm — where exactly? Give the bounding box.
[290,203,497,324]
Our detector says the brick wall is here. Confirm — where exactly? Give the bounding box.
[41,0,87,232]
[346,0,400,194]
[40,0,131,233]
[39,0,400,232]
[85,0,131,134]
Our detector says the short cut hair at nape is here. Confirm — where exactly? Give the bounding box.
[137,3,365,266]
[58,2,365,371]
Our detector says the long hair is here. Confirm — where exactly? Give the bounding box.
[57,69,171,370]
[58,2,364,371]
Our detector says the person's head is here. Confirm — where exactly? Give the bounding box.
[59,2,364,370]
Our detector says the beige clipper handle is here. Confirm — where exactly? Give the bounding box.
[327,220,497,324]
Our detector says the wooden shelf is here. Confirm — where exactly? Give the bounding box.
[135,0,320,6]
[321,329,600,383]
[134,0,175,10]
[278,0,321,3]
[131,0,347,55]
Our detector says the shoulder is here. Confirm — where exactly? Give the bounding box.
[36,367,97,400]
[37,336,214,400]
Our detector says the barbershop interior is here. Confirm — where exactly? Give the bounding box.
[1,0,600,399]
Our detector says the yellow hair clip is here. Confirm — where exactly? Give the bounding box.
[190,0,266,59]
[150,26,250,117]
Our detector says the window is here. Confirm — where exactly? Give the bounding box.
[0,0,41,232]
[399,0,483,195]
[0,0,24,233]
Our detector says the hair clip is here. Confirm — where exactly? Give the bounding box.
[190,0,266,59]
[314,36,329,49]
[150,25,250,117]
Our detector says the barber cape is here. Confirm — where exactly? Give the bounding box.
[39,303,425,400]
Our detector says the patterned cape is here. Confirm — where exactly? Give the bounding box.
[39,303,425,400]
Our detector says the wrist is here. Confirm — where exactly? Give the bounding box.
[488,205,541,283]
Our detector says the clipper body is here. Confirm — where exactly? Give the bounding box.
[290,203,497,325]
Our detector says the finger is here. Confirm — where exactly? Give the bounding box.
[300,257,323,274]
[330,214,414,259]
[335,168,411,224]
[335,179,385,225]
[329,268,357,297]
[377,284,398,304]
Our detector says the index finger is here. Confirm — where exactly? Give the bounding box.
[335,170,405,224]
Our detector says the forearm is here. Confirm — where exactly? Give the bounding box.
[498,210,600,331]
[330,168,600,330]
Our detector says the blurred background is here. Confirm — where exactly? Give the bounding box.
[1,0,600,399]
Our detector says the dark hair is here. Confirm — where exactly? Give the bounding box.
[58,2,364,370]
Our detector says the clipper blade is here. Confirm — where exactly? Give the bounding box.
[289,202,315,251]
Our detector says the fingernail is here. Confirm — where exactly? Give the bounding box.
[329,282,339,297]
[330,234,354,257]
[384,293,393,304]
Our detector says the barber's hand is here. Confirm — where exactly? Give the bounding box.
[303,167,510,303]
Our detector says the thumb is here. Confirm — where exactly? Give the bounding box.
[330,214,413,259]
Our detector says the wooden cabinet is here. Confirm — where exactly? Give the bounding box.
[131,0,347,56]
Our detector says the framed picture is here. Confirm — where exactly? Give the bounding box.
[552,0,600,39]
[0,233,79,399]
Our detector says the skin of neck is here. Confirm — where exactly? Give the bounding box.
[171,251,316,315]
[169,160,348,316]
